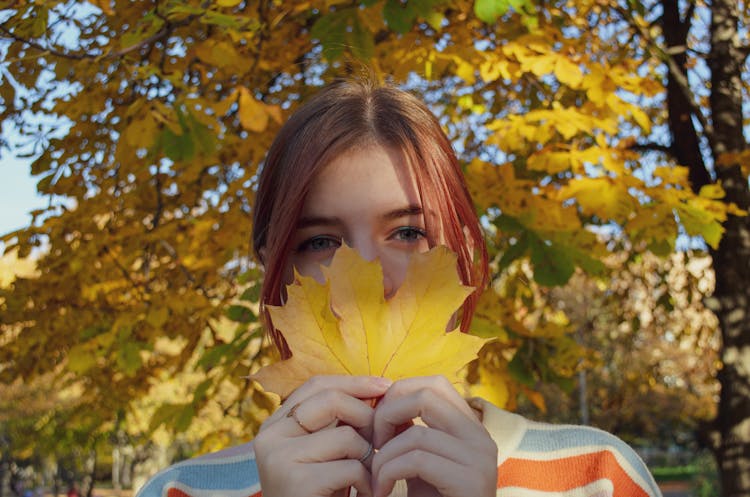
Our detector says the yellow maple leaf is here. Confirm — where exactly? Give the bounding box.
[238,87,269,133]
[251,245,487,399]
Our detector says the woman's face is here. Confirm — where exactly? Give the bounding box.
[285,144,431,298]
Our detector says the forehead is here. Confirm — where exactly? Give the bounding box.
[301,144,422,216]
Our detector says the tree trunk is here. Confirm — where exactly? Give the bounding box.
[82,450,96,497]
[0,459,8,497]
[659,0,711,191]
[659,0,750,492]
[708,1,750,494]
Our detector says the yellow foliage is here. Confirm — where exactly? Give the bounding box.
[559,177,638,222]
[0,250,37,287]
[0,0,743,451]
[238,87,283,133]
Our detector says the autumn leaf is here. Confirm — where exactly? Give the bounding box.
[251,246,487,399]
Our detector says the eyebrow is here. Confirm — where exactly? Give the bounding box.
[296,204,423,229]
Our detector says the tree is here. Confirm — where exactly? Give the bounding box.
[534,252,719,450]
[0,0,747,491]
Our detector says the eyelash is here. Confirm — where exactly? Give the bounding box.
[295,226,427,253]
[295,236,341,253]
[391,226,427,242]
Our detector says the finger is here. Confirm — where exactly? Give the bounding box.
[382,376,476,420]
[373,378,484,447]
[267,388,378,438]
[371,425,469,477]
[372,450,462,497]
[293,425,373,464]
[308,460,374,497]
[265,375,391,425]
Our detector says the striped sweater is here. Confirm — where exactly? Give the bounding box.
[136,398,662,497]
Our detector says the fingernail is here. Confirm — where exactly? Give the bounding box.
[372,376,392,388]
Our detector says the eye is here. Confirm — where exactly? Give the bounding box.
[391,226,427,243]
[296,235,341,253]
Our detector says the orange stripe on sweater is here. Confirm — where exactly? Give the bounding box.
[497,451,650,496]
[167,487,261,497]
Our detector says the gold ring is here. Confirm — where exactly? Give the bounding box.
[358,443,373,463]
[286,402,313,433]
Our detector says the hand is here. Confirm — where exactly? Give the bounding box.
[254,375,391,497]
[371,376,498,497]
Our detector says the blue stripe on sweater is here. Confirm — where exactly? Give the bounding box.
[519,425,660,495]
[138,458,259,496]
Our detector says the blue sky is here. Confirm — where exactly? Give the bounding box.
[0,155,43,237]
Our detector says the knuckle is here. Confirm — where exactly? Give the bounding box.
[406,424,429,443]
[383,380,402,399]
[307,375,326,390]
[340,459,360,477]
[432,374,451,388]
[320,387,344,404]
[407,450,428,472]
[414,387,433,405]
[339,424,359,441]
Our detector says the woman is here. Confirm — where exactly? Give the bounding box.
[137,81,662,497]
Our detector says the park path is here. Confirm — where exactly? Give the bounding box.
[659,481,693,497]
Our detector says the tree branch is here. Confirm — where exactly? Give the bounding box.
[628,142,673,155]
[612,4,716,151]
[0,13,195,62]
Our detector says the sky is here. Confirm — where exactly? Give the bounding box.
[0,155,44,237]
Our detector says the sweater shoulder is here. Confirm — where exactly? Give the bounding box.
[135,442,261,497]
[500,419,662,496]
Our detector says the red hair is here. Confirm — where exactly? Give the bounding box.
[252,80,489,358]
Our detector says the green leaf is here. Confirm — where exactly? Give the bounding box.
[470,316,509,339]
[508,349,535,387]
[186,111,216,155]
[311,11,348,61]
[174,404,195,432]
[193,379,213,404]
[648,238,674,256]
[32,7,49,37]
[226,304,257,323]
[117,341,143,377]
[80,325,107,341]
[474,0,537,28]
[384,0,417,34]
[350,16,375,60]
[165,4,205,17]
[67,345,98,374]
[413,0,443,17]
[198,343,232,370]
[565,245,606,277]
[492,213,524,233]
[156,109,209,162]
[529,235,575,286]
[474,0,510,23]
[240,282,261,302]
[146,306,169,329]
[498,232,529,270]
[148,403,195,433]
[677,204,725,249]
[201,10,244,28]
